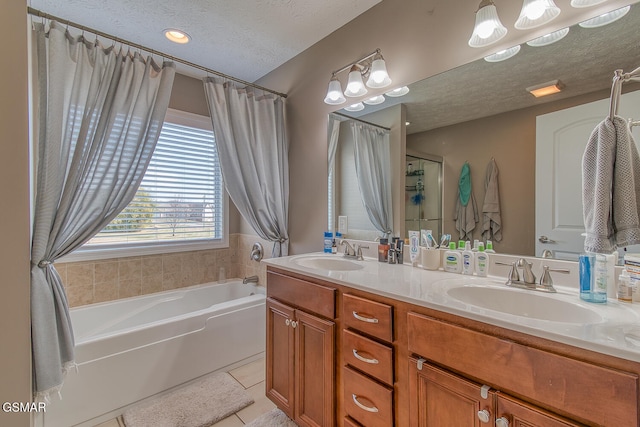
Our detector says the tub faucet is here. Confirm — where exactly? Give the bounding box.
[243,275,259,284]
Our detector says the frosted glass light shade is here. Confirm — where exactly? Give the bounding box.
[579,5,630,28]
[571,0,607,7]
[344,102,365,112]
[526,27,569,47]
[484,45,521,62]
[344,66,368,97]
[324,77,346,105]
[363,95,385,105]
[385,86,410,97]
[468,0,508,48]
[366,55,392,89]
[515,0,560,29]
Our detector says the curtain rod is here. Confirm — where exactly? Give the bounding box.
[331,112,391,131]
[27,6,287,99]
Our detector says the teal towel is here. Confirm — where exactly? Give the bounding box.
[458,162,471,206]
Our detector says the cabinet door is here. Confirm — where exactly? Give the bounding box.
[409,357,495,427]
[266,298,296,419]
[295,309,335,427]
[496,393,584,427]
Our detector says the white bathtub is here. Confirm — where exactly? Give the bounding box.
[42,281,266,427]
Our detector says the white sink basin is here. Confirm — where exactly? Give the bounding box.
[447,286,602,324]
[292,256,364,271]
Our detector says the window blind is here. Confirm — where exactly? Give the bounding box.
[87,114,223,246]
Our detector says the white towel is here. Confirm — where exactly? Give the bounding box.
[482,159,502,242]
[582,116,640,253]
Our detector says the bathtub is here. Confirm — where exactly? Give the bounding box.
[42,281,266,427]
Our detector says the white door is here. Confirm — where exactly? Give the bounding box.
[536,90,640,261]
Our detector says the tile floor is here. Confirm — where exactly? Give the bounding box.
[94,358,276,427]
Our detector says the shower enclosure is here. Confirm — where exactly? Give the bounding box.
[404,153,442,240]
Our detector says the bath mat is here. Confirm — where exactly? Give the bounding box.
[244,408,298,427]
[122,372,253,427]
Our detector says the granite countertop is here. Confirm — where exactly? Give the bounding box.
[264,252,640,363]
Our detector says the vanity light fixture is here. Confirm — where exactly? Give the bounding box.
[468,0,508,48]
[570,0,608,7]
[578,5,630,28]
[515,0,560,30]
[484,45,521,62]
[526,79,564,97]
[163,28,191,44]
[385,86,410,97]
[363,95,385,105]
[344,102,365,112]
[323,48,392,105]
[526,27,569,47]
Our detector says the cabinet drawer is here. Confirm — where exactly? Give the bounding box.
[267,271,335,319]
[343,366,393,427]
[343,294,393,342]
[407,312,639,426]
[342,329,393,386]
[343,416,362,427]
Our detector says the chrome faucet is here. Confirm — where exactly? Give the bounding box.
[242,275,259,284]
[339,239,369,261]
[495,258,569,293]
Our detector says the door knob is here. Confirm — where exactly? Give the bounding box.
[477,409,491,423]
[538,235,556,244]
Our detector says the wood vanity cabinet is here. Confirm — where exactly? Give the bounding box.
[266,271,336,427]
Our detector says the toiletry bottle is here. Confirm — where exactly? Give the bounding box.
[388,241,397,264]
[618,269,633,302]
[378,238,390,262]
[393,237,404,264]
[472,239,479,252]
[475,243,488,277]
[593,254,608,303]
[324,231,333,253]
[331,238,337,254]
[462,241,474,275]
[444,242,462,273]
[457,240,465,251]
[408,231,420,266]
[485,240,495,253]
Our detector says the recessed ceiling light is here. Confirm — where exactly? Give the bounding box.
[164,28,191,44]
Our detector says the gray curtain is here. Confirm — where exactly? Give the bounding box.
[203,77,289,257]
[351,122,393,237]
[32,22,175,400]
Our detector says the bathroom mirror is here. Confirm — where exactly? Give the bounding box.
[331,2,640,259]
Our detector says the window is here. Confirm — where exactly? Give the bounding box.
[65,109,227,262]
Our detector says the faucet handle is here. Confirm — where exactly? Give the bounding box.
[538,266,570,292]
[496,261,520,284]
[354,244,369,260]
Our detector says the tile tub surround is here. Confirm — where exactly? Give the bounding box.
[58,233,272,307]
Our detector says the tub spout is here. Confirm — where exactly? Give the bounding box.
[243,275,259,284]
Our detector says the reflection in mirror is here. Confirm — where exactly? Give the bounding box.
[328,113,393,241]
[334,2,640,261]
[404,152,442,240]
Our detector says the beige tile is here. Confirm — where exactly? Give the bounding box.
[118,278,142,298]
[141,274,163,295]
[118,258,141,281]
[65,283,94,307]
[55,263,68,284]
[162,272,181,290]
[235,381,275,424]
[141,256,162,276]
[66,262,94,287]
[162,253,182,274]
[211,414,244,427]
[93,281,119,304]
[229,358,265,389]
[95,261,118,284]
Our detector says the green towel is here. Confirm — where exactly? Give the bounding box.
[458,162,471,206]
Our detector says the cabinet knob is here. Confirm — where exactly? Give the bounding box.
[477,409,491,423]
[495,417,509,427]
[291,320,298,328]
[285,319,290,326]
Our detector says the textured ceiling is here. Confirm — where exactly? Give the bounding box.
[346,3,640,135]
[29,0,381,82]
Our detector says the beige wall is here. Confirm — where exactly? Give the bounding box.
[0,1,31,426]
[407,87,615,256]
[255,0,635,254]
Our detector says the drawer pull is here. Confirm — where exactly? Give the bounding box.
[352,311,379,323]
[352,349,379,364]
[352,394,379,413]
[477,409,491,423]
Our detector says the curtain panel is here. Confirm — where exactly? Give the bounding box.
[31,21,175,400]
[203,77,289,257]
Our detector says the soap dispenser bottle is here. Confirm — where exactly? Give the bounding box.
[444,242,462,273]
[462,241,474,275]
[475,243,488,277]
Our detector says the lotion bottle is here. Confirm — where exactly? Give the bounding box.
[444,242,462,273]
[462,241,474,275]
[475,243,488,277]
